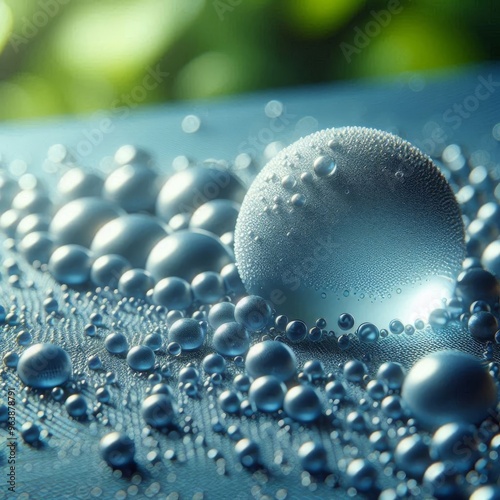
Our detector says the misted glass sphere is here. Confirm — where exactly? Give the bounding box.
[234,127,465,329]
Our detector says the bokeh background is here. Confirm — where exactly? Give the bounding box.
[0,0,498,121]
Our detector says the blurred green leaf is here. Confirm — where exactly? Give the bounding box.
[0,73,64,120]
[341,9,482,78]
[50,0,204,84]
[0,0,497,120]
[286,0,364,37]
[174,51,244,99]
[0,0,13,53]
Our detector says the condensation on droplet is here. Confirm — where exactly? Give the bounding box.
[281,175,297,190]
[234,127,465,328]
[313,155,336,178]
[290,194,306,207]
[301,172,313,183]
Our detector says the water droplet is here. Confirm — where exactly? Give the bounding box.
[167,342,182,356]
[105,333,129,355]
[141,394,177,428]
[245,341,297,381]
[17,343,72,389]
[313,155,336,178]
[283,385,322,422]
[298,441,328,474]
[356,322,379,343]
[281,175,297,190]
[234,295,272,332]
[99,432,135,468]
[65,394,88,418]
[234,127,465,329]
[402,350,497,428]
[290,193,306,207]
[126,346,155,372]
[248,375,286,413]
[168,318,205,352]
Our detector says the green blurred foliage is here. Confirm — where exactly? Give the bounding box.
[0,0,498,120]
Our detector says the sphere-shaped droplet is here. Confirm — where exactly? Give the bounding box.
[377,362,405,390]
[235,127,465,328]
[430,422,479,474]
[468,311,498,342]
[126,346,155,371]
[346,459,377,492]
[245,341,297,381]
[313,155,336,178]
[285,320,308,342]
[189,199,240,236]
[103,164,161,213]
[394,434,431,479]
[105,333,129,355]
[91,214,168,268]
[212,322,250,356]
[152,277,192,310]
[402,350,497,428]
[218,390,241,414]
[298,441,328,474]
[141,394,177,428]
[118,269,154,298]
[18,231,54,264]
[48,244,93,285]
[234,438,260,467]
[21,422,41,444]
[248,375,286,413]
[356,322,379,343]
[202,353,226,374]
[208,302,235,330]
[17,343,72,389]
[234,295,272,332]
[50,197,125,248]
[65,394,88,418]
[191,271,225,304]
[283,385,322,422]
[156,166,246,222]
[344,360,368,383]
[168,318,205,352]
[146,229,233,282]
[57,167,103,202]
[99,432,135,468]
[90,254,131,288]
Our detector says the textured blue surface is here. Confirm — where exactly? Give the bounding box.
[0,64,499,500]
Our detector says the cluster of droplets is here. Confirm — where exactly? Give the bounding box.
[2,269,500,499]
[0,144,246,302]
[1,115,500,498]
